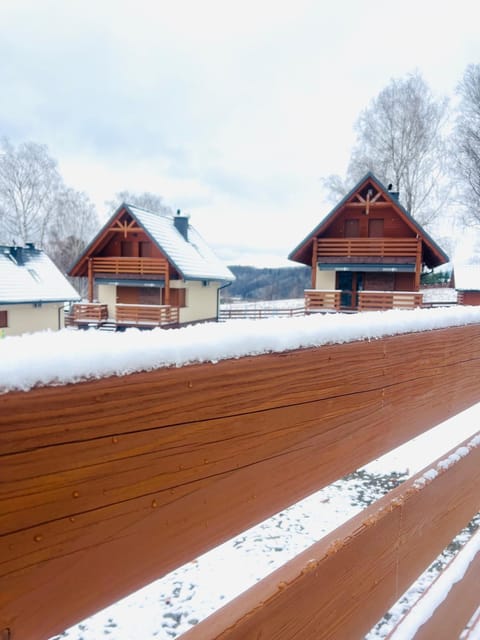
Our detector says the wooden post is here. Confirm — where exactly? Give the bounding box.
[164,266,170,306]
[311,238,318,289]
[414,238,422,290]
[87,258,93,303]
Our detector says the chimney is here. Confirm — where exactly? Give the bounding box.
[9,245,24,265]
[174,209,189,241]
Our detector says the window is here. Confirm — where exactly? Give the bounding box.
[344,218,360,237]
[0,310,8,328]
[368,218,384,238]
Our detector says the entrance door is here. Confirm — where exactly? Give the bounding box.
[337,272,363,309]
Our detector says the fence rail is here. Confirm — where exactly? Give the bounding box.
[115,303,179,325]
[92,256,169,276]
[359,290,423,311]
[71,302,109,322]
[304,289,341,311]
[219,306,305,320]
[1,324,480,639]
[316,237,420,258]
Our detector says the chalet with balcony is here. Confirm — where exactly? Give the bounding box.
[289,173,449,312]
[0,244,80,337]
[68,204,234,329]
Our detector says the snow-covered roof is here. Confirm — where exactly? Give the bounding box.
[0,245,81,304]
[127,205,234,282]
[454,264,480,291]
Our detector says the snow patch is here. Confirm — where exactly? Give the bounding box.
[2,306,480,393]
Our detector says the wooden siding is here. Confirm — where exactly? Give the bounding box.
[323,207,415,239]
[1,325,480,639]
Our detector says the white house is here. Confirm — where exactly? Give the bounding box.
[0,244,81,337]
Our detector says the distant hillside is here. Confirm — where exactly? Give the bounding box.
[224,265,310,301]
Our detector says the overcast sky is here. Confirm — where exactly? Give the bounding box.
[1,0,479,266]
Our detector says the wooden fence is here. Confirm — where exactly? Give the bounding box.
[219,306,305,320]
[1,324,480,639]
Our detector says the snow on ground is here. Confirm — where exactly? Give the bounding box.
[2,306,480,393]
[220,298,305,309]
[421,287,457,303]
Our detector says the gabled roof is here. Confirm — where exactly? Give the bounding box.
[0,245,81,304]
[70,203,235,282]
[288,172,449,269]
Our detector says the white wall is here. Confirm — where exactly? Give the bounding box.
[0,303,65,337]
[97,284,117,319]
[316,269,336,290]
[177,280,219,324]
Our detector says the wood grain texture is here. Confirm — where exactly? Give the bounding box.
[386,531,480,640]
[1,325,480,639]
[181,436,480,640]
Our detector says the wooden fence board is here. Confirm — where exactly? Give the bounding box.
[181,436,480,640]
[1,326,480,639]
[386,530,480,640]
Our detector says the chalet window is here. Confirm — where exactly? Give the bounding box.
[139,241,152,257]
[368,218,384,238]
[121,241,136,257]
[0,310,8,328]
[344,219,360,238]
[168,288,186,308]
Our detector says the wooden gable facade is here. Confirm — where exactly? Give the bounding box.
[69,204,233,329]
[289,174,449,312]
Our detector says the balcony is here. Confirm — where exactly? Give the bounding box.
[115,304,179,326]
[305,289,341,311]
[305,289,423,312]
[316,237,420,259]
[69,303,179,328]
[91,257,169,276]
[71,303,109,323]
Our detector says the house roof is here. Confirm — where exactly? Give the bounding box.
[70,204,235,282]
[0,245,81,304]
[453,264,480,291]
[288,172,449,269]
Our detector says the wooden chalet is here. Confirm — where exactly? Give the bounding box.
[69,204,234,329]
[289,173,449,312]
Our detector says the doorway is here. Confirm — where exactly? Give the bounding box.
[337,272,363,309]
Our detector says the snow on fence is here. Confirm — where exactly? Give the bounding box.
[1,313,480,639]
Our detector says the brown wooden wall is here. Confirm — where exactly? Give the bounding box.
[1,325,480,639]
[323,204,415,239]
[460,291,480,306]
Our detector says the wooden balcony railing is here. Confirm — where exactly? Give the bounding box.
[92,257,169,276]
[358,290,423,311]
[1,323,480,639]
[316,237,420,258]
[115,303,179,325]
[72,303,109,322]
[305,289,341,311]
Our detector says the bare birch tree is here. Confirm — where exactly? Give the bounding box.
[323,72,449,227]
[105,190,172,215]
[45,187,100,273]
[452,64,480,225]
[0,137,62,245]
